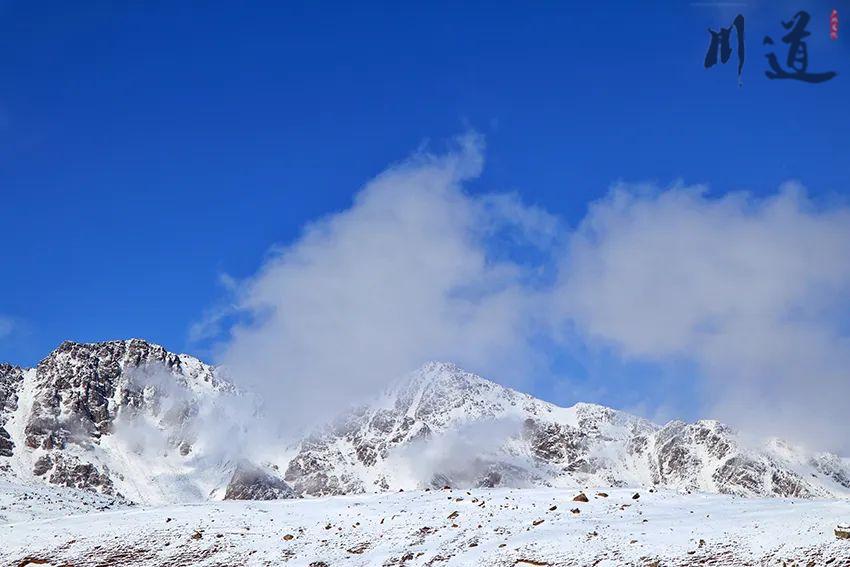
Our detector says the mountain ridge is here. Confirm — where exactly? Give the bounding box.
[2,339,849,505]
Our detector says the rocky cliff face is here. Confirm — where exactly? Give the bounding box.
[2,341,849,504]
[1,339,291,504]
[0,363,23,458]
[24,340,189,451]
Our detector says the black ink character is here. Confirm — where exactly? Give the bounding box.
[704,14,745,84]
[764,11,837,83]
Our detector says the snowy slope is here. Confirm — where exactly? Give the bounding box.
[2,487,850,566]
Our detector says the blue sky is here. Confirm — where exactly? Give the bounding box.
[2,1,849,423]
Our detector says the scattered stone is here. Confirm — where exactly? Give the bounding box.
[570,508,581,514]
[532,519,544,526]
[632,492,640,500]
[16,558,50,567]
[835,524,850,540]
[572,493,589,502]
[283,534,294,541]
[346,542,370,554]
[596,492,608,498]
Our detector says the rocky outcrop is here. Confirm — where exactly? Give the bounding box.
[0,427,13,458]
[523,419,587,463]
[0,363,23,457]
[24,340,191,451]
[46,454,116,495]
[4,339,236,500]
[224,462,296,500]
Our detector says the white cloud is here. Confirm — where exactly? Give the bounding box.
[203,133,850,453]
[214,133,554,433]
[557,182,850,451]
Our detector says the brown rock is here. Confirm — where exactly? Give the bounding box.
[346,542,370,554]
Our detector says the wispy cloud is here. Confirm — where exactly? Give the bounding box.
[0,316,14,340]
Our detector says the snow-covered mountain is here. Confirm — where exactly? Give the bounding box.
[285,361,850,499]
[0,339,273,504]
[2,339,850,505]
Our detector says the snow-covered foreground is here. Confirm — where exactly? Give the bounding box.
[2,488,850,566]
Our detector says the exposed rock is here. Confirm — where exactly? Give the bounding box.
[0,363,23,457]
[0,427,13,458]
[346,542,370,554]
[224,462,297,500]
[32,455,53,476]
[24,339,207,451]
[524,419,587,463]
[48,454,114,495]
[8,339,235,499]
